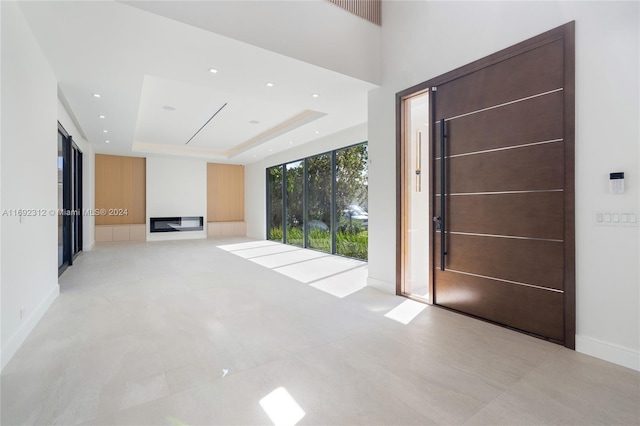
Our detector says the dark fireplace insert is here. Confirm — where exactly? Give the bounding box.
[150,216,204,233]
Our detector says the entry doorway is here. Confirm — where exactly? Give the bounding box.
[396,23,575,348]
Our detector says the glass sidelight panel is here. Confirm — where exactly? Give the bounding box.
[335,143,368,260]
[306,153,332,252]
[285,160,304,247]
[267,166,284,241]
[402,92,430,299]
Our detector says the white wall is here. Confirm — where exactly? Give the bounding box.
[146,156,207,241]
[369,0,639,370]
[57,97,95,251]
[245,122,367,240]
[124,0,382,84]
[1,1,60,370]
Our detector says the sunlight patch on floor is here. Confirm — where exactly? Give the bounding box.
[219,240,368,299]
[259,387,306,426]
[216,240,280,252]
[384,299,427,325]
[310,265,368,298]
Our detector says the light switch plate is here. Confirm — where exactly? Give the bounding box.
[594,210,639,227]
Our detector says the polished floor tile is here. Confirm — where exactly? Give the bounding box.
[1,238,638,425]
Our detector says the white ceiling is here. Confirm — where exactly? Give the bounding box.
[18,1,377,164]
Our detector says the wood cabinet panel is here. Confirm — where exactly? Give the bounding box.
[207,163,244,222]
[95,154,145,225]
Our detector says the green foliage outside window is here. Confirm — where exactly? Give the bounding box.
[266,142,368,261]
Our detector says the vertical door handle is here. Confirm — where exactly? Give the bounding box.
[416,131,422,192]
[440,118,447,271]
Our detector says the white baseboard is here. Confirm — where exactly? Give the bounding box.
[576,334,640,371]
[1,283,60,371]
[367,276,394,294]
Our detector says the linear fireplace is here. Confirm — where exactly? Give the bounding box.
[150,216,204,233]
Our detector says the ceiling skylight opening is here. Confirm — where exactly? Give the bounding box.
[266,82,275,87]
[105,140,110,144]
[312,94,319,98]
[92,93,101,98]
[99,115,105,119]
[102,130,108,133]
[208,68,218,74]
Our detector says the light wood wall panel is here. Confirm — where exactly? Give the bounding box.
[207,163,244,222]
[95,154,146,225]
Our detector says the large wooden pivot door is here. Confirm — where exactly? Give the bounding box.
[398,22,575,347]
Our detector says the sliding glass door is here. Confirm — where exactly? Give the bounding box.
[58,123,82,275]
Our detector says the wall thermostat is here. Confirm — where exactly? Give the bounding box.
[610,172,624,194]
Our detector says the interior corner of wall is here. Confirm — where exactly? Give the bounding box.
[367,276,395,295]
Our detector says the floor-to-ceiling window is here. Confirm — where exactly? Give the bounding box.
[58,131,65,271]
[285,160,304,247]
[266,142,368,261]
[307,153,332,252]
[58,123,82,275]
[267,165,283,241]
[335,143,368,260]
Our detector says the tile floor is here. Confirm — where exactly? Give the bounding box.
[1,238,638,425]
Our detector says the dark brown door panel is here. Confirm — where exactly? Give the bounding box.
[435,270,564,341]
[397,22,573,346]
[439,191,564,240]
[435,39,564,120]
[434,91,563,158]
[435,234,563,290]
[435,142,564,194]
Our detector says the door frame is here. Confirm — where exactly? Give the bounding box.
[395,22,575,348]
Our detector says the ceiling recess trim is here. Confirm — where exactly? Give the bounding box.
[226,109,326,158]
[132,109,326,160]
[132,141,227,159]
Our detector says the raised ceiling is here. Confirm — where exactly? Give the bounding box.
[18,1,378,164]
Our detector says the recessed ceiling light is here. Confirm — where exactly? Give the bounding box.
[289,141,293,144]
[269,149,273,152]
[312,94,319,98]
[208,68,218,74]
[249,120,259,124]
[99,115,105,119]
[253,155,257,158]
[162,105,176,111]
[103,130,108,133]
[266,82,275,87]
[105,140,110,144]
[92,93,101,98]
[314,131,320,134]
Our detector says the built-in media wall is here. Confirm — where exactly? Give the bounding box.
[94,157,247,242]
[146,157,207,241]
